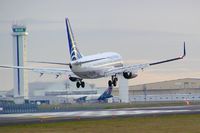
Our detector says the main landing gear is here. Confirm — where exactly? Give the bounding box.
[69,76,85,88]
[108,75,118,87]
[76,81,85,88]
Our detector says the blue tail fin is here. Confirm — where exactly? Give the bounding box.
[98,86,113,101]
[65,18,82,61]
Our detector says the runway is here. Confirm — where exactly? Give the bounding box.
[1,105,200,125]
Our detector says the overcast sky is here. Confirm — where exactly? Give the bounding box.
[0,0,200,90]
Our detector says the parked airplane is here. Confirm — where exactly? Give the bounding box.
[0,18,186,88]
[76,86,113,103]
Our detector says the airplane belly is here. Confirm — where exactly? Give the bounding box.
[74,70,104,79]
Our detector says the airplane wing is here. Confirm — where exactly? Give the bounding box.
[27,61,70,66]
[28,58,107,66]
[105,42,186,76]
[0,65,75,77]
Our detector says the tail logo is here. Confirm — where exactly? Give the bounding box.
[66,18,82,61]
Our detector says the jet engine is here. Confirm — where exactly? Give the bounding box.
[69,77,78,82]
[123,72,137,79]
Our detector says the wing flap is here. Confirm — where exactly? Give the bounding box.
[28,61,70,66]
[72,57,107,65]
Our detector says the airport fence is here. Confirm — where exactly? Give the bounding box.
[130,94,200,102]
[0,103,38,114]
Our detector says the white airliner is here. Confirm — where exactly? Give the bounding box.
[0,18,186,88]
[75,86,113,103]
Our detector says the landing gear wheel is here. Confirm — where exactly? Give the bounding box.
[108,76,118,87]
[76,82,80,88]
[113,79,117,87]
[113,77,118,87]
[108,80,112,87]
[81,81,85,88]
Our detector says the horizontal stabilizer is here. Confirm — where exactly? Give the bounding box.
[72,57,107,65]
[28,61,70,66]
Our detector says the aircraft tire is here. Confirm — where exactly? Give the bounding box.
[81,81,85,88]
[76,82,80,88]
[108,80,112,87]
[113,80,117,87]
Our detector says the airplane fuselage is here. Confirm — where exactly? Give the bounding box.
[70,52,123,79]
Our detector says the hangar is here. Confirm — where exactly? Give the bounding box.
[113,78,200,102]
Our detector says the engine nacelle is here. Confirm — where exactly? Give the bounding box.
[69,77,78,82]
[123,72,137,79]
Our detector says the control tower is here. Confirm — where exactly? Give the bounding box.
[12,24,28,104]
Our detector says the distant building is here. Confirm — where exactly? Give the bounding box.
[129,78,200,95]
[113,78,200,102]
[113,78,200,95]
[28,81,104,104]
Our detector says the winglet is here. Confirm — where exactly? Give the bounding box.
[149,42,186,66]
[181,41,186,59]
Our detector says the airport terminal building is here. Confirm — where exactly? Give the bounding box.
[113,78,200,102]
